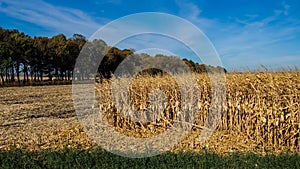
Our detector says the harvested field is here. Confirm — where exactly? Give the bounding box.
[0,72,300,155]
[0,85,94,151]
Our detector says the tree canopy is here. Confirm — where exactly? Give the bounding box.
[0,27,226,85]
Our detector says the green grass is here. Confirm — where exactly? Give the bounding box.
[1,148,300,169]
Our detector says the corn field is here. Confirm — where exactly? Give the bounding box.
[0,71,299,154]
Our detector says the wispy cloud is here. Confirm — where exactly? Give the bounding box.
[175,0,216,31]
[221,3,300,52]
[0,0,101,37]
[1,0,298,70]
[281,1,291,16]
[92,12,221,66]
[174,1,300,70]
[175,0,201,20]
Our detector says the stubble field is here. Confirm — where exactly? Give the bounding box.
[1,71,300,156]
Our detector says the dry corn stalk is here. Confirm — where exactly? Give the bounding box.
[0,71,299,155]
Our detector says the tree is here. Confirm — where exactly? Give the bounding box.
[33,36,50,81]
[0,26,227,86]
[0,27,13,84]
[20,34,33,83]
[7,30,21,83]
[98,47,133,78]
[65,38,78,80]
[72,34,86,50]
[48,34,68,80]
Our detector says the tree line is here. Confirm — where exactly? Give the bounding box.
[0,27,226,85]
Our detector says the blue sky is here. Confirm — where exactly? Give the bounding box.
[0,0,300,71]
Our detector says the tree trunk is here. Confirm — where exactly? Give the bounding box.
[16,61,20,84]
[5,66,9,83]
[25,65,29,82]
[0,72,4,84]
[11,63,15,82]
[55,68,58,80]
[67,70,69,80]
[23,62,29,83]
[34,71,36,81]
[40,70,43,81]
[60,68,64,80]
[65,70,67,80]
[25,71,28,83]
[49,72,52,81]
[23,62,26,83]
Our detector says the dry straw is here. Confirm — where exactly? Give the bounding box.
[0,71,299,155]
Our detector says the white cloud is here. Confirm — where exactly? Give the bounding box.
[174,1,300,70]
[1,0,298,70]
[175,0,201,20]
[0,0,101,37]
[282,1,291,16]
[91,12,221,66]
[175,0,217,31]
